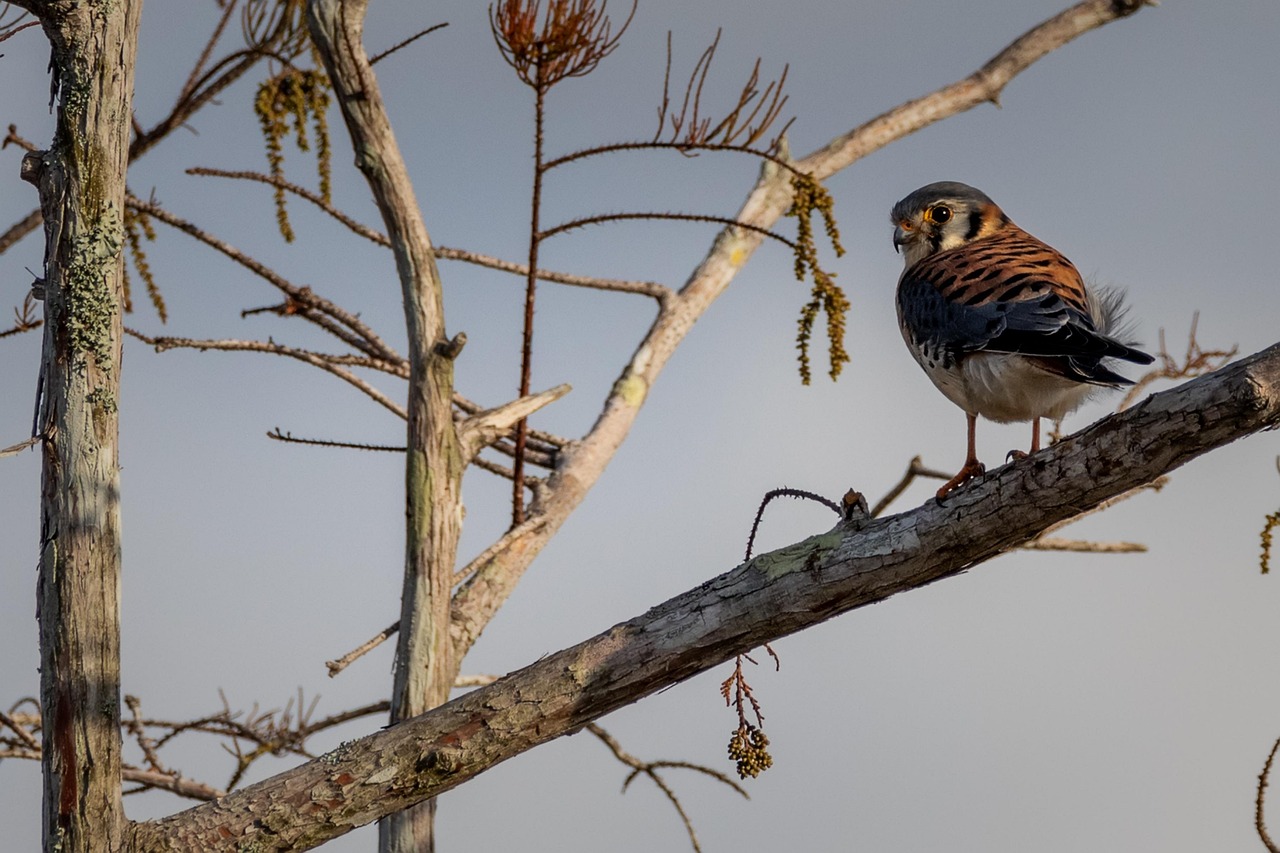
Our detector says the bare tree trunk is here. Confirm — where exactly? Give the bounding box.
[12,1,142,851]
[306,2,461,849]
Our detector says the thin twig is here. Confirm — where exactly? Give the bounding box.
[586,721,748,853]
[540,211,794,248]
[543,139,801,176]
[369,22,449,65]
[651,28,791,153]
[453,515,548,585]
[132,47,274,161]
[186,167,673,301]
[178,0,238,103]
[267,430,403,452]
[470,453,544,487]
[124,695,165,771]
[127,329,408,419]
[264,428,559,476]
[1030,478,1167,541]
[3,124,38,152]
[437,244,672,303]
[744,487,842,562]
[3,689,396,803]
[0,748,41,760]
[326,621,400,677]
[1019,538,1146,553]
[187,166,392,246]
[0,318,41,339]
[0,709,39,750]
[0,209,42,255]
[121,768,225,801]
[0,435,39,459]
[871,455,953,517]
[125,195,402,363]
[0,19,38,45]
[300,700,388,733]
[1118,312,1236,411]
[472,432,557,469]
[1260,736,1280,853]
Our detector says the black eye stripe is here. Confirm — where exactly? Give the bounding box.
[965,209,983,240]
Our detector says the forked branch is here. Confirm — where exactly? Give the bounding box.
[586,722,748,853]
[653,29,792,152]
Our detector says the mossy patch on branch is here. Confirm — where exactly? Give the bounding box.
[66,203,122,371]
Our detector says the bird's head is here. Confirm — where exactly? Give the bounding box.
[891,181,1008,269]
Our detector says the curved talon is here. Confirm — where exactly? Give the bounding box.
[935,460,986,501]
[1006,449,1029,463]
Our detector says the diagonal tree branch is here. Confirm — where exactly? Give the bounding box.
[129,343,1280,851]
[802,0,1155,182]
[0,208,41,254]
[447,0,1157,662]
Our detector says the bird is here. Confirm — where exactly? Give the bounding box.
[889,181,1154,500]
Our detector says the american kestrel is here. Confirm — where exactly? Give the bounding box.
[890,181,1154,500]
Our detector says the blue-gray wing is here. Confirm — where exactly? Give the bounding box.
[896,226,1153,383]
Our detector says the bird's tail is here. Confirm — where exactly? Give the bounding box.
[1088,283,1155,367]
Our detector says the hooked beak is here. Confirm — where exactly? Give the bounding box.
[892,223,911,254]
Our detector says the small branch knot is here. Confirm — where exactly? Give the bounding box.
[419,747,463,775]
[437,331,467,360]
[19,151,45,185]
[841,489,869,525]
[1112,0,1152,16]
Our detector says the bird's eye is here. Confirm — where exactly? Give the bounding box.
[925,205,952,224]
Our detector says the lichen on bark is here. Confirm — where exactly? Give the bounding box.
[65,203,122,371]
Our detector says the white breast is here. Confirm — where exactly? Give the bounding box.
[920,352,1099,423]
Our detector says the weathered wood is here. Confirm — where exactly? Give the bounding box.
[13,1,143,851]
[306,1,460,850]
[129,342,1280,851]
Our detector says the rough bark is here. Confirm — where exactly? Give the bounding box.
[306,1,460,849]
[10,1,143,851]
[129,342,1280,851]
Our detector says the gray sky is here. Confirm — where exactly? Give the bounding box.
[3,1,1280,850]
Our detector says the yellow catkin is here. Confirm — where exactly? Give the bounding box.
[253,68,333,243]
[788,174,849,384]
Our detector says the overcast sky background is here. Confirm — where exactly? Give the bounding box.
[3,1,1280,850]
